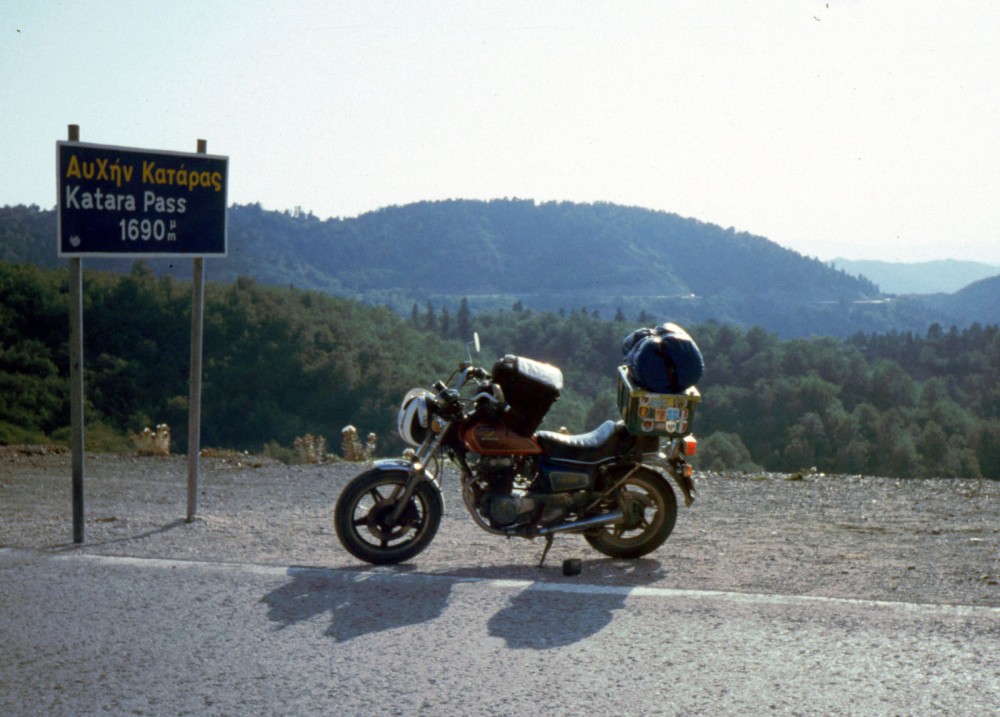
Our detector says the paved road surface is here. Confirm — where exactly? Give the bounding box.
[2,549,997,716]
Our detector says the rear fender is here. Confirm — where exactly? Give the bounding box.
[643,454,695,507]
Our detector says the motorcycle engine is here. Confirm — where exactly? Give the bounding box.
[471,456,540,528]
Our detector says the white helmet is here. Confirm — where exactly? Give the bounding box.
[397,389,436,447]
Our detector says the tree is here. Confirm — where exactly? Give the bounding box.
[456,297,472,339]
[919,421,948,474]
[868,360,916,411]
[836,438,871,475]
[424,302,437,332]
[700,432,760,472]
[874,412,919,477]
[969,422,1000,480]
[584,394,616,429]
[439,307,451,337]
[783,411,827,470]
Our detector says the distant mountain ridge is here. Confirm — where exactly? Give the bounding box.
[830,257,1000,295]
[2,200,997,336]
[916,274,1000,322]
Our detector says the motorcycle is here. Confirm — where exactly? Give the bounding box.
[334,335,699,568]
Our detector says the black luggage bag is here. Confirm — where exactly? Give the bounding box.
[491,355,563,435]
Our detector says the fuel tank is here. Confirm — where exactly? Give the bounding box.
[461,423,543,456]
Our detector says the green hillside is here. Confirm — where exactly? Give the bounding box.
[2,260,998,479]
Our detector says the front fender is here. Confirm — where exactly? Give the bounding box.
[373,458,418,472]
[369,458,444,504]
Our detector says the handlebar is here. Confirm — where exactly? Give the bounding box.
[437,364,508,418]
[465,366,491,382]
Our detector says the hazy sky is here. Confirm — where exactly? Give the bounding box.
[4,1,999,264]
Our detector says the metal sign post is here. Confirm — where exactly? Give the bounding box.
[57,129,228,537]
[187,138,209,522]
[68,125,85,543]
[187,253,204,522]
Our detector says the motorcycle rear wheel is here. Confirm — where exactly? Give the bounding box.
[584,467,677,559]
[335,469,442,565]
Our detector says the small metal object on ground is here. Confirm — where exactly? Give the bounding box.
[562,558,582,576]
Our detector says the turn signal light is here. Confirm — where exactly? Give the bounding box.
[683,435,697,456]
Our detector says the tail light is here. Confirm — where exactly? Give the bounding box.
[682,435,697,457]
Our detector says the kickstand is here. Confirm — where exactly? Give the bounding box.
[537,534,554,568]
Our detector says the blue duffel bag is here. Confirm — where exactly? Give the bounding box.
[622,323,704,393]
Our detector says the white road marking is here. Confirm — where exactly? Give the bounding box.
[28,550,1000,617]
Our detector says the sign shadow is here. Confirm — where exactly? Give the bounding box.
[260,565,452,643]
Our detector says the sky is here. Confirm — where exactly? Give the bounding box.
[3,1,1000,264]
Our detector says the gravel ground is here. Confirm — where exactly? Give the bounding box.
[1,446,998,607]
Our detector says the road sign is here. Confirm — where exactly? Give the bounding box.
[57,141,228,257]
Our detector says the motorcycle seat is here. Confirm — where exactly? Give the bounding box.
[536,420,628,464]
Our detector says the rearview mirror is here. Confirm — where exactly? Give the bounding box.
[466,332,481,365]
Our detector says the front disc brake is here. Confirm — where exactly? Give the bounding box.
[366,499,419,541]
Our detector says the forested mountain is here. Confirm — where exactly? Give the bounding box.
[0,204,53,267]
[4,200,987,338]
[915,275,1000,324]
[0,261,459,455]
[2,260,999,479]
[830,258,1000,295]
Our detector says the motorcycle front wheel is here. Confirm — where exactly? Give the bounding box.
[585,467,677,559]
[334,469,443,565]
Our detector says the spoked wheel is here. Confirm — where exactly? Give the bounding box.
[334,469,442,565]
[585,467,677,559]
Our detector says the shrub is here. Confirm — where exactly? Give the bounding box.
[0,421,49,446]
[700,431,762,472]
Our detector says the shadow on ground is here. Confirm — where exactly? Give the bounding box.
[260,559,666,649]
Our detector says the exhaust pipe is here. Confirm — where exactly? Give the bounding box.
[536,510,623,536]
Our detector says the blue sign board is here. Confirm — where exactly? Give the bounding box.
[57,141,229,257]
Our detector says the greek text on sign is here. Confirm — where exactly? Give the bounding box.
[57,141,229,257]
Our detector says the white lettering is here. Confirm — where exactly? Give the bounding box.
[64,185,136,212]
[143,191,187,214]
